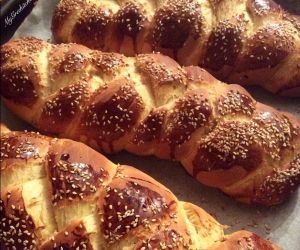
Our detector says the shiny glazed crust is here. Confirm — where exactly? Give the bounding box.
[1,37,300,206]
[52,0,300,96]
[0,128,281,249]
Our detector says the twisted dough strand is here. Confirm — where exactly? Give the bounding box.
[52,0,300,96]
[0,128,280,249]
[1,37,300,207]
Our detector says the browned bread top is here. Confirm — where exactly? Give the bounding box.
[0,129,281,249]
[52,0,300,96]
[1,37,299,207]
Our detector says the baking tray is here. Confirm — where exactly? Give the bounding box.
[1,0,300,249]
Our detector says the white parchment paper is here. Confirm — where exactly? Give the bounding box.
[2,0,300,249]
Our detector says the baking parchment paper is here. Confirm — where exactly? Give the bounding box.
[1,0,300,249]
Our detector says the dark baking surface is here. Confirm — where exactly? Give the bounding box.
[276,0,300,14]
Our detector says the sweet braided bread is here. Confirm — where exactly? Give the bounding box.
[1,37,300,207]
[0,127,281,249]
[52,0,300,96]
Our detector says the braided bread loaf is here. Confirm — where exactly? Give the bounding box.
[1,37,300,207]
[52,0,300,96]
[0,127,281,249]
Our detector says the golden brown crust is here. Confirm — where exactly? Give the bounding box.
[51,0,300,96]
[52,0,86,43]
[91,51,126,75]
[0,37,46,63]
[0,131,280,249]
[99,166,176,244]
[203,17,243,72]
[133,108,167,145]
[136,228,191,249]
[136,53,186,87]
[79,79,145,147]
[0,55,42,108]
[48,43,90,82]
[237,23,295,71]
[47,140,112,205]
[0,187,38,249]
[0,131,49,169]
[0,124,10,134]
[163,90,212,146]
[73,5,112,50]
[114,1,147,41]
[206,230,280,250]
[216,88,255,116]
[254,154,300,206]
[1,38,300,207]
[151,0,203,56]
[40,221,93,249]
[39,81,91,134]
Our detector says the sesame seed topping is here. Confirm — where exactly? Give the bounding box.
[114,2,146,38]
[72,4,112,50]
[138,229,188,249]
[0,191,37,249]
[81,81,144,144]
[217,90,255,116]
[102,180,171,244]
[164,93,211,147]
[1,132,43,166]
[193,113,295,173]
[254,154,300,205]
[48,151,108,204]
[152,0,202,51]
